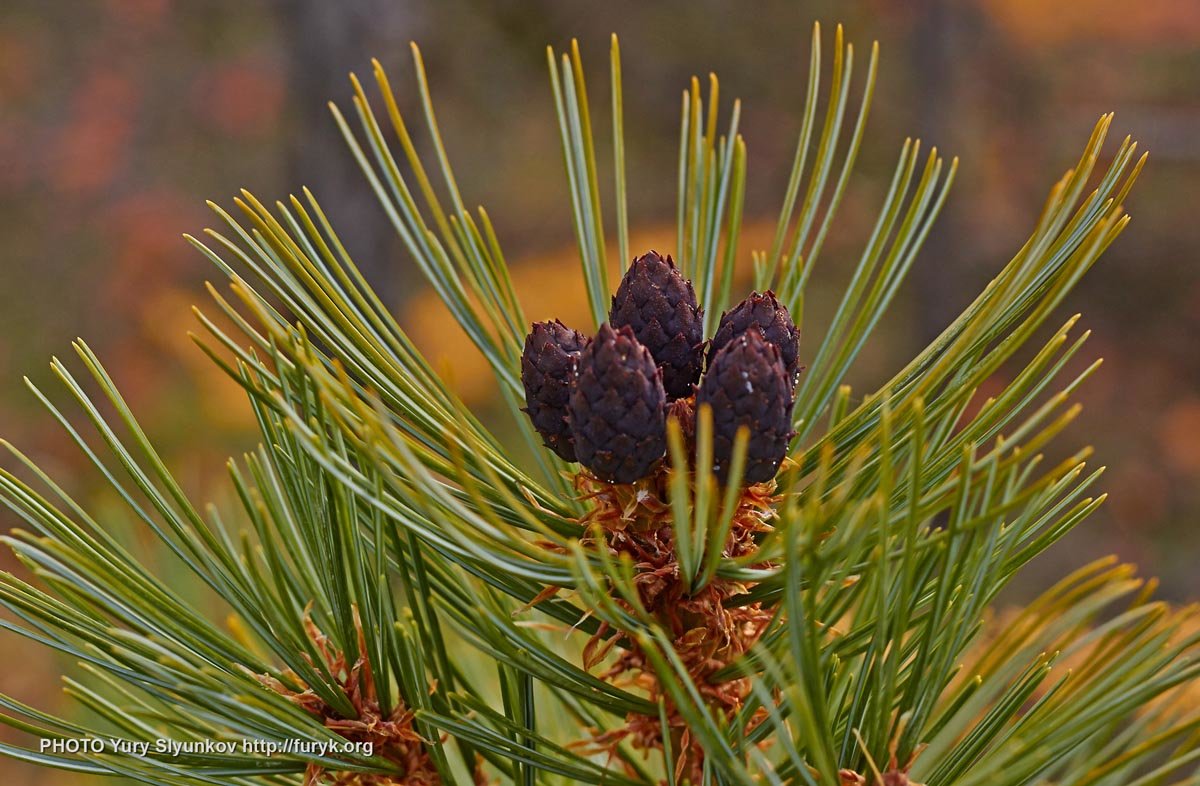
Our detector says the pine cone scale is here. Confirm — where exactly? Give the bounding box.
[698,330,795,484]
[569,323,668,483]
[520,320,590,461]
[709,291,801,388]
[609,251,705,399]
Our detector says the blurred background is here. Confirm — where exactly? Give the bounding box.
[0,1,1197,782]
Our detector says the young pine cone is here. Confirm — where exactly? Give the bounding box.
[698,329,796,484]
[708,291,801,385]
[609,250,705,400]
[520,320,589,461]
[568,323,667,484]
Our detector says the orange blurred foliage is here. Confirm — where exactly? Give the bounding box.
[52,69,139,197]
[1158,397,1200,475]
[191,59,285,139]
[983,0,1200,46]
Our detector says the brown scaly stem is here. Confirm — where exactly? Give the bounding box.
[249,609,441,786]
[570,448,778,783]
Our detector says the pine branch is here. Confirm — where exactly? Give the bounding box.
[0,21,1195,786]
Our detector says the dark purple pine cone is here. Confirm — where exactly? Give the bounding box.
[708,291,801,387]
[568,323,668,484]
[609,250,705,400]
[521,320,590,461]
[697,329,795,484]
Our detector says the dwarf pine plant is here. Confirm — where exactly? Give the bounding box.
[1,22,1198,786]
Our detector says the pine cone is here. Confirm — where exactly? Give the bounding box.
[568,323,667,483]
[520,320,589,461]
[697,329,795,484]
[609,250,705,400]
[708,291,801,386]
